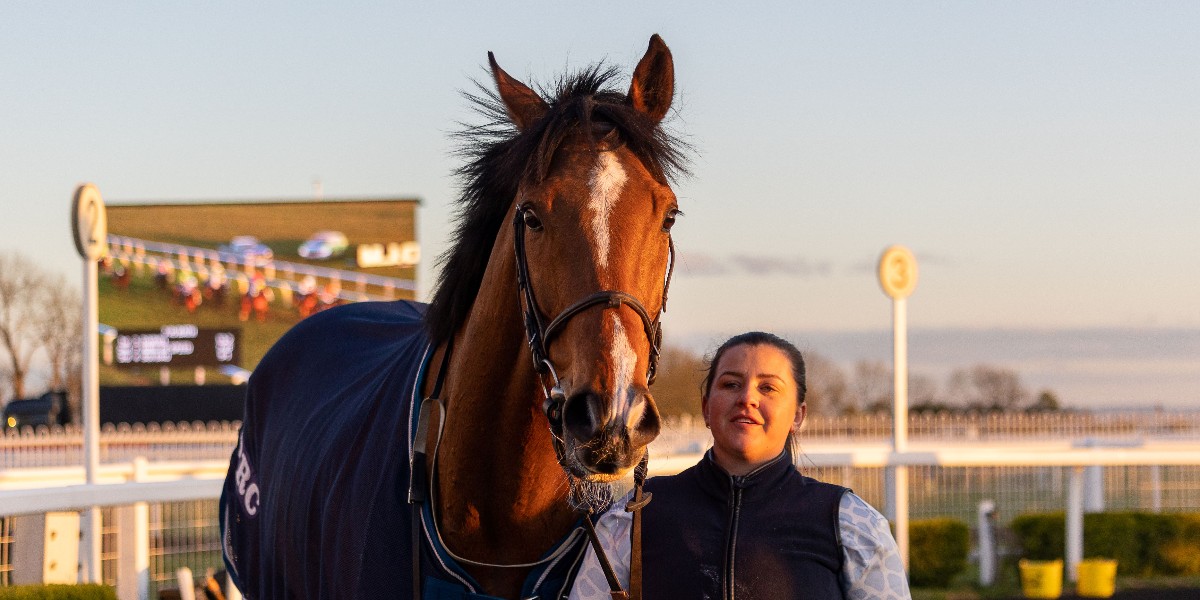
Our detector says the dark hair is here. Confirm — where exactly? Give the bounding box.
[701,331,807,404]
[701,331,807,460]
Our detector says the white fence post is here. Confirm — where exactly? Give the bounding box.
[1066,466,1084,583]
[1149,465,1162,513]
[1084,465,1105,512]
[878,246,916,572]
[176,567,196,600]
[977,500,997,586]
[116,457,150,600]
[11,512,80,584]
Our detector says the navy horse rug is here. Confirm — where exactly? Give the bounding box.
[220,301,587,600]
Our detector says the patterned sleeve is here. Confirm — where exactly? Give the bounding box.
[567,491,633,600]
[838,492,912,600]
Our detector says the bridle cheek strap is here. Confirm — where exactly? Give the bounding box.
[513,203,662,600]
[513,203,671,391]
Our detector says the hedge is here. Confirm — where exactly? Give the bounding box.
[909,517,970,587]
[1010,511,1200,576]
[0,585,116,600]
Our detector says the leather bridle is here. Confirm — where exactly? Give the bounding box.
[409,201,671,600]
[512,202,674,465]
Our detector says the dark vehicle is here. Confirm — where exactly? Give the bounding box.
[3,391,71,430]
[3,387,246,430]
[100,384,245,426]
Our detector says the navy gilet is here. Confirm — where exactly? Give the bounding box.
[641,451,847,600]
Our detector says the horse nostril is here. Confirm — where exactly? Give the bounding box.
[563,390,602,441]
[629,395,662,448]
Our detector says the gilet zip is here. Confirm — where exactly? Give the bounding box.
[722,478,743,600]
[721,457,778,600]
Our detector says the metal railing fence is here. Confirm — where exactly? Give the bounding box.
[7,411,1198,469]
[2,422,240,469]
[6,459,1198,592]
[0,517,11,586]
[3,411,1200,596]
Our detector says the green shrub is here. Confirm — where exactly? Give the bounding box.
[1010,512,1064,561]
[0,585,117,600]
[1157,513,1200,575]
[909,517,970,587]
[1083,512,1141,574]
[1009,511,1200,577]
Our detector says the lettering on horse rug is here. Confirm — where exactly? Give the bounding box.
[222,35,686,599]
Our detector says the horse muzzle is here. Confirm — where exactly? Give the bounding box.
[558,387,661,482]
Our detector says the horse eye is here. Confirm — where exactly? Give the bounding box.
[523,210,544,232]
[662,209,681,233]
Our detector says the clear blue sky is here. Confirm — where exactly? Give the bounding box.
[3,2,1198,342]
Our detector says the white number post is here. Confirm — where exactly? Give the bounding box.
[72,183,107,582]
[878,245,918,571]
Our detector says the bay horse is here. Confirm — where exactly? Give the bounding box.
[221,35,685,599]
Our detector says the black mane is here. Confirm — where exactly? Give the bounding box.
[425,64,688,345]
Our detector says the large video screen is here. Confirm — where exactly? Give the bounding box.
[98,197,420,386]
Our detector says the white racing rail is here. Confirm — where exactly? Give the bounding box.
[0,459,227,515]
[106,234,416,302]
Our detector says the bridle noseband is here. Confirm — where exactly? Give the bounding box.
[512,202,674,462]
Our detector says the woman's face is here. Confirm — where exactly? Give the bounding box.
[703,344,805,476]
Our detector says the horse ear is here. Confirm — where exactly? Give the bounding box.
[628,34,674,123]
[489,52,549,131]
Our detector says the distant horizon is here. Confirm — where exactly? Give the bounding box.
[675,326,1200,411]
[4,293,1196,410]
[679,323,1200,337]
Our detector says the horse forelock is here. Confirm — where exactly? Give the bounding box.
[426,62,689,345]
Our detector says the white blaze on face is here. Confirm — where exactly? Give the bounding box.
[609,313,643,428]
[587,152,627,269]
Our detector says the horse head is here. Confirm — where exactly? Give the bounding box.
[488,36,678,483]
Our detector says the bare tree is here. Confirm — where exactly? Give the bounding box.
[1028,390,1061,412]
[908,373,943,411]
[650,345,708,419]
[804,352,852,415]
[35,274,81,389]
[948,364,1029,412]
[36,273,82,419]
[851,360,893,413]
[0,252,47,400]
[0,363,12,405]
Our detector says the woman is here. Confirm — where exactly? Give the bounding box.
[570,332,910,600]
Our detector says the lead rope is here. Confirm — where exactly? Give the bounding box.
[627,453,651,600]
[582,513,625,600]
[580,452,651,600]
